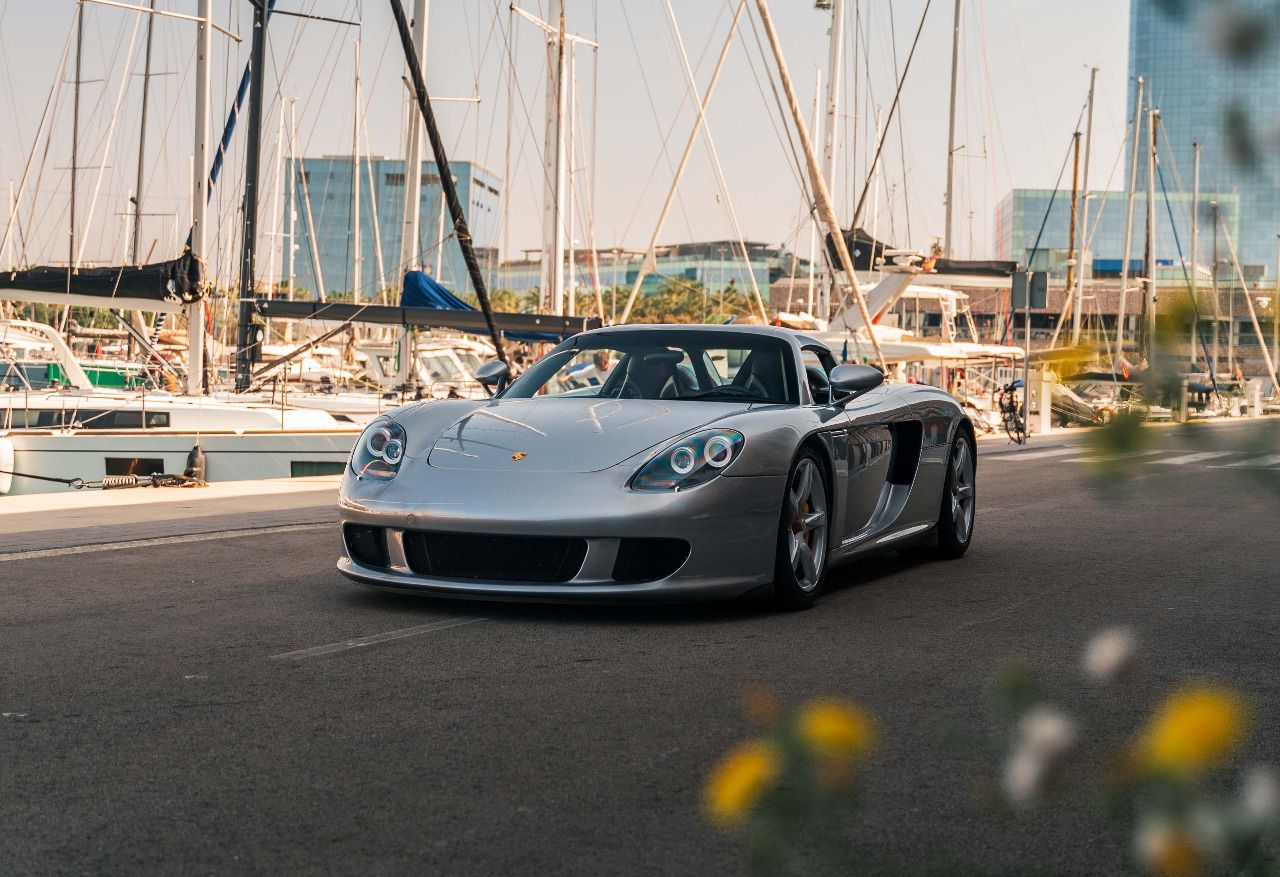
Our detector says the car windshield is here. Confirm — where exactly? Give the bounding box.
[503,330,798,403]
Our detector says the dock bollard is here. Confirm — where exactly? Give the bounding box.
[1036,369,1055,435]
[1173,378,1189,423]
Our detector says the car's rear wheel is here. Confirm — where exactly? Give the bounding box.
[773,451,829,610]
[934,432,975,558]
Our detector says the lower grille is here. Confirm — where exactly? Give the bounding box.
[402,531,587,583]
[344,524,389,569]
[612,538,690,582]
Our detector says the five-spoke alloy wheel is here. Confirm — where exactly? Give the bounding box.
[773,451,829,609]
[935,432,976,558]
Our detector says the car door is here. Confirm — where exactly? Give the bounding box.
[799,345,892,540]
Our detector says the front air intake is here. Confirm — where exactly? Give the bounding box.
[611,538,690,583]
[402,531,587,583]
[344,524,389,569]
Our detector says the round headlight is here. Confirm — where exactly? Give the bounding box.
[631,429,744,491]
[670,445,697,475]
[365,425,391,457]
[382,438,405,465]
[704,435,734,468]
[351,418,408,480]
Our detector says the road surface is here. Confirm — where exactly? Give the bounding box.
[3,421,1278,875]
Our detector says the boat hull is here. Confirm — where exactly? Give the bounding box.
[0,429,359,496]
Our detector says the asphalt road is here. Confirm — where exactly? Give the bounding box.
[3,421,1278,875]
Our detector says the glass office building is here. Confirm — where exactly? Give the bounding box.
[996,188,1240,279]
[287,158,500,299]
[1129,0,1280,273]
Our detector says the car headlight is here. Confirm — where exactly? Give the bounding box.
[350,418,407,480]
[631,428,744,491]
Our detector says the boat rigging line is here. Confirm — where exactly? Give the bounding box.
[849,0,932,231]
[754,0,885,371]
[388,0,507,365]
[1154,160,1222,402]
[615,0,750,325]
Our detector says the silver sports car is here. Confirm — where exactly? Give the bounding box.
[337,324,975,608]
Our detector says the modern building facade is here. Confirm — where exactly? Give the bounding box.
[288,158,500,299]
[1129,0,1280,274]
[996,188,1242,279]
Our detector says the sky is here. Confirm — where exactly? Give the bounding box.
[0,0,1131,284]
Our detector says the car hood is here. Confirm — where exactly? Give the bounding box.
[425,398,749,473]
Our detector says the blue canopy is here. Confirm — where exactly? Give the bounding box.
[399,270,560,342]
[400,270,473,311]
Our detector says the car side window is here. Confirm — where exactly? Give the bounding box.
[801,350,829,375]
[801,349,833,406]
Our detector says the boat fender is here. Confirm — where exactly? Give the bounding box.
[0,438,12,495]
[184,444,207,481]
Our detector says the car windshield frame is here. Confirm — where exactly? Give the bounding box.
[502,329,801,404]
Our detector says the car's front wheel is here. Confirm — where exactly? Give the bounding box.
[935,432,976,558]
[773,450,830,609]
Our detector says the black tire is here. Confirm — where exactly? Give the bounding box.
[934,432,976,559]
[772,450,830,610]
[1002,407,1026,444]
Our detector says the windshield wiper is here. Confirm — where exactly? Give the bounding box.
[684,385,777,403]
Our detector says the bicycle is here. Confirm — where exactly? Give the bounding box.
[997,379,1027,444]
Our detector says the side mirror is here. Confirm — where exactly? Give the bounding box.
[474,360,510,397]
[829,364,884,406]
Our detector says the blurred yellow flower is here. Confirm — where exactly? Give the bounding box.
[704,739,779,827]
[797,699,877,761]
[1140,685,1247,776]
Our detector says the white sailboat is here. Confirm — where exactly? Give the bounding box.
[0,4,362,496]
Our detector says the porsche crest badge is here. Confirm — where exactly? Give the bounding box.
[512,451,528,461]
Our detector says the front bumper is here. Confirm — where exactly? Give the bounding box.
[336,465,784,602]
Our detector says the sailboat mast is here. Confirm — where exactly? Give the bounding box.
[287,98,297,298]
[351,39,362,300]
[566,42,576,318]
[233,0,268,391]
[1212,202,1220,369]
[1144,105,1159,363]
[820,0,843,319]
[1190,141,1200,364]
[4,181,13,270]
[266,94,285,293]
[188,0,212,394]
[434,192,446,277]
[1116,76,1143,361]
[69,1,84,290]
[754,0,886,371]
[807,68,821,316]
[395,0,428,389]
[1066,131,1081,300]
[131,0,157,266]
[535,0,568,313]
[822,0,844,203]
[942,0,961,258]
[1070,66,1098,346]
[550,5,568,315]
[500,2,514,281]
[399,0,429,276]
